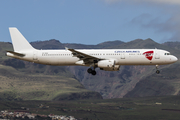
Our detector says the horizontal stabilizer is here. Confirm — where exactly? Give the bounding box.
[6,51,25,57]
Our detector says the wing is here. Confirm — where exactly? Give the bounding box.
[65,47,103,64]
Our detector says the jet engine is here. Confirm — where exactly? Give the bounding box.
[98,60,120,71]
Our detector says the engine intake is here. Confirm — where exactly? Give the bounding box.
[98,60,120,71]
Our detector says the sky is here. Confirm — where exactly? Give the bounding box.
[0,0,180,45]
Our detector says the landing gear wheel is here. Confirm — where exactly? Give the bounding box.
[155,65,160,74]
[156,70,160,74]
[87,68,92,73]
[91,70,96,75]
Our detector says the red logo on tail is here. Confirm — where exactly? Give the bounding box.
[143,51,154,60]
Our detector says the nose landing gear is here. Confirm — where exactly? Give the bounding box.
[156,65,160,74]
[156,70,160,74]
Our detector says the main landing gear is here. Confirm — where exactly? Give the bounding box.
[87,68,96,75]
[156,65,160,74]
[87,60,98,76]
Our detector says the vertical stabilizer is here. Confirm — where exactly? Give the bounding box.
[9,27,35,51]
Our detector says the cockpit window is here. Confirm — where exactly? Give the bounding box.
[165,53,170,55]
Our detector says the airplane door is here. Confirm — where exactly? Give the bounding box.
[33,51,38,60]
[121,53,125,59]
[155,50,160,59]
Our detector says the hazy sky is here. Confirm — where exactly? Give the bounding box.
[0,0,180,44]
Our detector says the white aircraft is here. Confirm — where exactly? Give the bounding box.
[6,27,178,75]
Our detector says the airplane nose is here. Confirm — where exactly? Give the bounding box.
[172,56,178,62]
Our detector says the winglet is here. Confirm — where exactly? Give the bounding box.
[65,47,69,50]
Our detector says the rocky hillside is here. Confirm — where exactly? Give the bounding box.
[44,39,180,99]
[0,42,103,101]
[1,39,180,99]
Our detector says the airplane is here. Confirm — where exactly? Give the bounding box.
[6,27,178,75]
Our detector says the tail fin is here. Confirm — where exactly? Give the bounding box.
[9,27,35,51]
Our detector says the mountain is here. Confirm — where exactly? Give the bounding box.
[0,42,102,101]
[1,39,180,100]
[162,41,180,50]
[30,39,124,49]
[64,39,180,98]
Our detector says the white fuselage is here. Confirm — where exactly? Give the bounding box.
[7,49,178,66]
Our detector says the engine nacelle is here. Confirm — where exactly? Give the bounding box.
[98,60,120,71]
